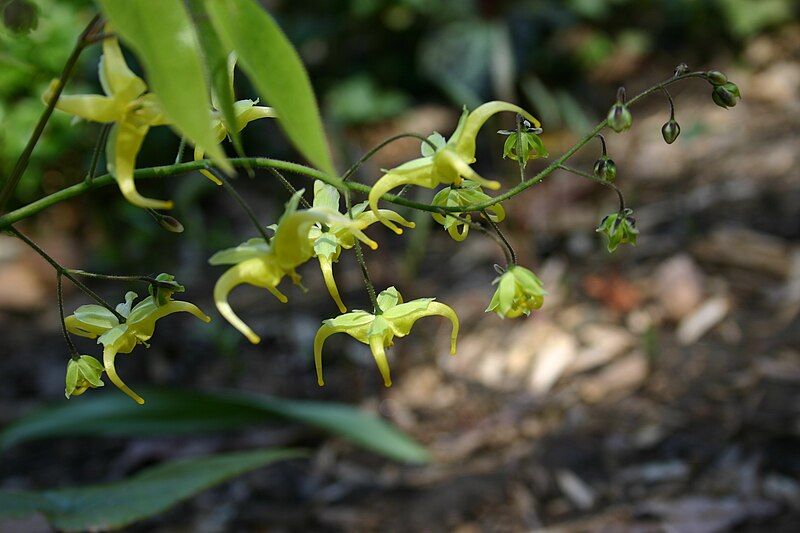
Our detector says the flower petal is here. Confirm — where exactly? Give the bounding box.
[103,345,144,405]
[368,335,392,387]
[108,122,174,209]
[318,256,347,313]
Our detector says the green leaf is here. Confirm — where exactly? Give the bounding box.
[96,0,231,173]
[185,0,245,160]
[0,389,430,463]
[204,0,335,176]
[0,448,302,531]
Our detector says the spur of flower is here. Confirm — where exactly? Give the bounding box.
[64,355,105,399]
[486,265,547,318]
[210,190,377,344]
[65,286,210,404]
[308,180,415,312]
[431,179,505,241]
[314,287,459,387]
[368,101,540,232]
[194,55,277,183]
[45,34,175,210]
[596,208,638,252]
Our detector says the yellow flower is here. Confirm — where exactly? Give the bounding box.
[64,355,105,398]
[314,287,459,387]
[45,35,174,210]
[308,180,414,312]
[485,265,547,318]
[65,290,210,404]
[431,179,505,241]
[211,190,377,344]
[368,101,540,232]
[194,55,277,183]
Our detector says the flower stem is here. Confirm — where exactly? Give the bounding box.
[57,273,80,360]
[207,166,272,244]
[558,164,626,212]
[7,226,124,321]
[341,132,438,182]
[0,72,710,230]
[267,168,311,209]
[85,123,112,184]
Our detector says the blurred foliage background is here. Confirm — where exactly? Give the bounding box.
[1,0,799,530]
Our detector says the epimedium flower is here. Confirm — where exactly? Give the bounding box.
[210,190,378,344]
[486,265,547,318]
[65,286,210,404]
[498,119,548,168]
[44,34,176,210]
[308,180,415,312]
[431,179,505,241]
[596,208,638,252]
[314,287,459,387]
[368,101,540,233]
[64,355,105,399]
[194,56,277,183]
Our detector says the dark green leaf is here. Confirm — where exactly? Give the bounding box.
[204,0,335,176]
[0,389,430,463]
[185,0,246,160]
[96,0,231,173]
[0,448,302,531]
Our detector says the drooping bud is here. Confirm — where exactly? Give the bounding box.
[157,215,185,233]
[596,209,639,252]
[661,119,681,144]
[593,156,617,182]
[712,82,741,109]
[2,0,39,34]
[706,70,728,86]
[607,90,632,133]
[65,355,105,398]
[148,273,185,306]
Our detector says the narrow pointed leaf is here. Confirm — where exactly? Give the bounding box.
[0,389,430,463]
[0,448,303,531]
[204,0,335,176]
[96,0,232,173]
[186,0,246,161]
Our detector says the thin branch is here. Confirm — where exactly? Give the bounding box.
[57,273,80,360]
[8,226,124,321]
[558,164,626,212]
[0,72,710,230]
[342,132,438,182]
[85,123,112,184]
[0,14,103,214]
[207,166,272,243]
[267,168,311,209]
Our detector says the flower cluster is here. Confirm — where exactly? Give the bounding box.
[47,37,273,208]
[486,266,547,318]
[65,283,210,404]
[209,189,408,343]
[368,101,540,232]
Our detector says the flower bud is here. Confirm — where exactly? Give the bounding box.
[706,70,728,86]
[712,82,741,109]
[2,0,39,34]
[607,103,632,133]
[65,355,105,398]
[596,209,639,252]
[486,265,547,318]
[148,273,185,306]
[593,156,617,182]
[661,119,681,144]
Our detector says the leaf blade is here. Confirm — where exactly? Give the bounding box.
[0,389,430,463]
[0,448,303,531]
[204,0,335,175]
[96,0,231,172]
